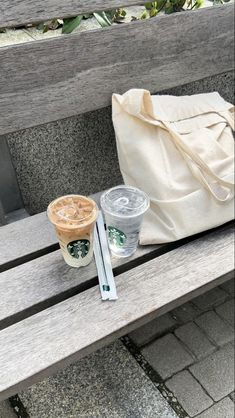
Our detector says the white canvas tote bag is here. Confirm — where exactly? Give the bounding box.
[112,89,234,244]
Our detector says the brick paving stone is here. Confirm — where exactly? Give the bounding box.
[171,302,200,324]
[190,344,234,401]
[166,370,213,417]
[195,311,234,346]
[196,397,235,418]
[220,278,235,297]
[141,334,194,380]
[215,299,235,328]
[192,288,228,311]
[129,314,178,347]
[175,322,215,360]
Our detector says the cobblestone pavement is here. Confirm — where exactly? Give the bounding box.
[1,279,234,418]
[129,278,235,418]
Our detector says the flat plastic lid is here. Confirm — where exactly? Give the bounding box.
[47,195,98,229]
[101,185,150,218]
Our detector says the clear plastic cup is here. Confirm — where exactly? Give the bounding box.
[47,195,98,268]
[101,185,150,257]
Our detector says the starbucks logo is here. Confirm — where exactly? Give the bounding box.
[67,239,90,259]
[108,226,126,247]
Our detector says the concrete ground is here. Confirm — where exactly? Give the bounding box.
[0,401,16,418]
[1,279,234,418]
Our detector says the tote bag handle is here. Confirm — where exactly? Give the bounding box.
[140,113,234,203]
[218,110,235,130]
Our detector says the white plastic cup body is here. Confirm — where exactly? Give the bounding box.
[101,186,149,258]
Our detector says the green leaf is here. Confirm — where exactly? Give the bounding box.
[43,25,49,33]
[105,9,117,20]
[145,2,153,9]
[113,8,127,22]
[62,15,83,34]
[165,0,174,13]
[93,12,112,27]
[194,0,204,7]
[141,10,148,19]
[191,0,204,8]
[150,7,158,16]
[171,0,186,10]
[157,0,167,8]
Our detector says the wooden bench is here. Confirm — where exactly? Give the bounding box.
[0,0,234,403]
[0,202,233,401]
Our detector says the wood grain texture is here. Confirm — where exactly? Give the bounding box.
[0,4,234,136]
[0,0,145,28]
[0,242,160,330]
[0,187,161,328]
[0,223,233,401]
[0,212,57,269]
[0,221,232,328]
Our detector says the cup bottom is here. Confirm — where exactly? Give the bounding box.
[62,259,92,268]
[61,250,93,268]
[110,247,137,258]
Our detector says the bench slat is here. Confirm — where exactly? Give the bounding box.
[0,1,145,28]
[0,191,163,329]
[0,5,233,136]
[0,212,57,270]
[0,242,160,330]
[0,194,231,328]
[0,223,233,401]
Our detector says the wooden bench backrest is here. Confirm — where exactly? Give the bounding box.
[0,1,234,136]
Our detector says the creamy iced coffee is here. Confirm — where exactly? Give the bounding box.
[47,195,98,267]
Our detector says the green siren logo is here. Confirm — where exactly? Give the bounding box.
[67,239,90,259]
[108,226,126,247]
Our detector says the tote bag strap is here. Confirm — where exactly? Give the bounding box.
[218,110,235,130]
[164,120,234,203]
[140,113,234,203]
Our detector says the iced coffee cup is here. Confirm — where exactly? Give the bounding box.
[47,195,98,268]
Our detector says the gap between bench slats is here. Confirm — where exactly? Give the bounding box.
[0,223,233,402]
[0,0,145,28]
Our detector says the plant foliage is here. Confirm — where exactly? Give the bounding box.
[2,1,227,35]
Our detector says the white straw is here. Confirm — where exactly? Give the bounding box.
[94,211,118,301]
